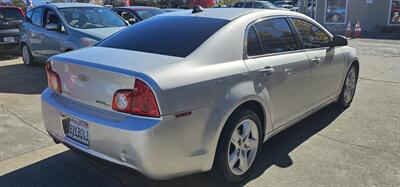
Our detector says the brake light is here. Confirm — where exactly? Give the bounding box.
[112,79,160,118]
[45,62,62,94]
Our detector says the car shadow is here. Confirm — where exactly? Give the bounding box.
[0,55,20,61]
[0,104,344,187]
[0,62,47,95]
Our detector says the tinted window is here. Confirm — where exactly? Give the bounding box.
[247,26,263,56]
[31,8,44,27]
[244,2,254,8]
[253,18,298,54]
[59,7,126,29]
[99,16,229,57]
[25,10,33,23]
[117,10,135,21]
[134,9,165,20]
[44,9,59,25]
[254,2,265,8]
[292,18,330,48]
[254,1,277,8]
[233,2,244,8]
[0,8,23,20]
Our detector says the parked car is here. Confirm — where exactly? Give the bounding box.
[233,1,278,9]
[326,5,346,23]
[273,0,298,11]
[42,8,358,183]
[20,3,127,66]
[112,6,166,24]
[0,6,24,56]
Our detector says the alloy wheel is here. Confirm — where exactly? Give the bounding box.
[22,46,31,65]
[344,68,356,104]
[227,119,259,176]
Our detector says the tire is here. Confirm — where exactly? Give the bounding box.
[22,44,35,66]
[337,65,358,108]
[212,108,262,183]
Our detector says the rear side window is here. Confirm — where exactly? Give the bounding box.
[244,2,254,8]
[253,18,298,54]
[247,26,263,56]
[31,8,44,27]
[291,18,331,49]
[25,10,33,23]
[233,2,244,8]
[0,8,24,20]
[99,16,229,57]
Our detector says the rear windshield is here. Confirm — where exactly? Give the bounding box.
[0,8,23,21]
[98,16,229,57]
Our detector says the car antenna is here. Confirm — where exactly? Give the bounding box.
[192,6,204,14]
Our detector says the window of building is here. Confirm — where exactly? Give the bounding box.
[389,0,400,24]
[292,18,331,49]
[253,18,299,54]
[325,0,348,24]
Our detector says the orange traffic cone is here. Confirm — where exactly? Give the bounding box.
[345,21,352,38]
[354,21,361,38]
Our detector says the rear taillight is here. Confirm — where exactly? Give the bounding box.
[112,79,160,118]
[45,62,62,94]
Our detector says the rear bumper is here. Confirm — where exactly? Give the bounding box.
[0,42,20,55]
[41,88,219,180]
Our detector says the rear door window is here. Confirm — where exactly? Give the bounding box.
[25,10,33,23]
[31,8,44,27]
[253,18,298,54]
[98,16,229,57]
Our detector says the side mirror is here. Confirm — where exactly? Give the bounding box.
[45,23,59,31]
[331,35,348,47]
[128,18,137,24]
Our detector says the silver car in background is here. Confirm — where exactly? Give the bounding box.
[41,8,359,183]
[20,3,127,66]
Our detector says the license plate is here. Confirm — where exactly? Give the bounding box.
[3,37,15,43]
[62,117,89,146]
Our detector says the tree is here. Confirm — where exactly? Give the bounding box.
[11,0,27,11]
[189,0,215,8]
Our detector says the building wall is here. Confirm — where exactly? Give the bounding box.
[314,0,399,33]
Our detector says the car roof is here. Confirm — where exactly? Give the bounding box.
[115,6,161,10]
[160,8,286,21]
[46,3,103,8]
[0,6,21,9]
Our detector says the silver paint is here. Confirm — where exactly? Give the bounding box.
[42,9,359,180]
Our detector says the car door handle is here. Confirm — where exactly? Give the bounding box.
[311,57,321,65]
[259,66,275,76]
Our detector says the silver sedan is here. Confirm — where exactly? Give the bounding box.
[41,8,359,183]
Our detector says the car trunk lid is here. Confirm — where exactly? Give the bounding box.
[49,47,183,113]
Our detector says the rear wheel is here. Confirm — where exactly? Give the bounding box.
[22,44,35,66]
[337,65,358,108]
[212,108,262,183]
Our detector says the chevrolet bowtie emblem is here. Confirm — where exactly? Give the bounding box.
[77,74,89,82]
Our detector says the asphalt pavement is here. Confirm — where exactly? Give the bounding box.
[0,38,399,187]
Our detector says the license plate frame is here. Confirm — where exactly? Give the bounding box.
[62,116,90,147]
[3,37,15,43]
